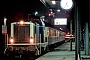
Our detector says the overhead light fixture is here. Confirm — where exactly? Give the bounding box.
[60,28,63,30]
[57,9,60,12]
[60,0,73,10]
[35,11,38,15]
[52,1,56,4]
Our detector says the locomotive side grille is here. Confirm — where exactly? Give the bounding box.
[14,24,30,43]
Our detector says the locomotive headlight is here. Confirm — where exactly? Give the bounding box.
[19,20,24,25]
[10,38,14,44]
[30,37,34,44]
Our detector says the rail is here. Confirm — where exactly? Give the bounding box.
[81,56,90,60]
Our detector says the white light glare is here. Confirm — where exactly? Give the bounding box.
[4,17,7,26]
[4,18,7,21]
[35,11,38,15]
[10,39,14,43]
[10,38,14,44]
[60,0,73,10]
[57,9,60,12]
[30,38,34,44]
[60,28,63,30]
[52,1,56,4]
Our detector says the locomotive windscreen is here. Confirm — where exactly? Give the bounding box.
[14,24,30,43]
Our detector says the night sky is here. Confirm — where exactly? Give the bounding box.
[1,0,49,20]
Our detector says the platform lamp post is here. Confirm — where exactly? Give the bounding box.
[4,17,7,48]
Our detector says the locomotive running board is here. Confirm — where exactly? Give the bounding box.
[7,44,37,45]
[7,42,48,46]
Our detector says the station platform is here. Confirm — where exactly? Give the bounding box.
[36,41,89,60]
